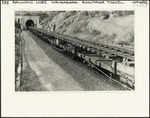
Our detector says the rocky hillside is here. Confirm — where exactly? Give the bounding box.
[45,11,134,46]
[17,11,134,46]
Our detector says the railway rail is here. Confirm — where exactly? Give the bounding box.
[29,27,134,61]
[28,26,135,90]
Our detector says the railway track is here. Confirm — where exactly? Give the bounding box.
[28,27,135,90]
[28,31,126,91]
[86,61,133,91]
[29,26,134,61]
[52,44,133,90]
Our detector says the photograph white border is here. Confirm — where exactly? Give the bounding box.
[1,1,149,117]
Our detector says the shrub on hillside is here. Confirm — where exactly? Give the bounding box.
[101,11,110,20]
[113,11,134,17]
[92,30,101,36]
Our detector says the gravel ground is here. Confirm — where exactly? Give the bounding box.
[20,37,47,91]
[21,61,47,91]
[28,31,126,91]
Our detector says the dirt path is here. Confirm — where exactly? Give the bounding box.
[22,31,83,91]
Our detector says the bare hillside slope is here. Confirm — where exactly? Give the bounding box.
[47,11,134,46]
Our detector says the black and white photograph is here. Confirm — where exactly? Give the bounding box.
[2,1,149,117]
[15,10,135,91]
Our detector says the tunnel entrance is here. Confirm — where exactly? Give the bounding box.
[26,19,34,29]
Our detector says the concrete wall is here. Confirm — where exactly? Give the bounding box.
[15,16,40,29]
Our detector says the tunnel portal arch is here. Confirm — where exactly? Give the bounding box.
[15,16,40,30]
[26,19,34,29]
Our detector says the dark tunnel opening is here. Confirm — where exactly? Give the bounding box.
[26,20,34,29]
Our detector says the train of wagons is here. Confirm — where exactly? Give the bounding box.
[28,26,135,89]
